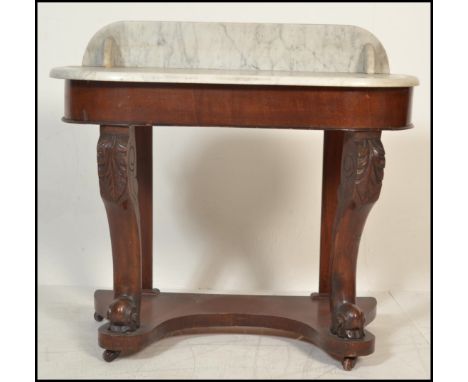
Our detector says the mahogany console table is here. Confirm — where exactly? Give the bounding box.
[51,21,418,370]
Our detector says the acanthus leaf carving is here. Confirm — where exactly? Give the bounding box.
[97,128,139,213]
[339,134,385,207]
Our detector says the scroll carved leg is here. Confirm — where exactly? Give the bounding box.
[97,125,141,333]
[329,131,385,339]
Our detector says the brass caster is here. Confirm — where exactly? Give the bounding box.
[103,349,121,362]
[342,357,357,371]
[94,312,104,322]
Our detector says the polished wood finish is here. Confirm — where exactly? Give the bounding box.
[57,78,414,370]
[94,289,376,369]
[319,131,344,294]
[97,125,142,333]
[329,131,385,339]
[135,126,153,290]
[65,80,413,130]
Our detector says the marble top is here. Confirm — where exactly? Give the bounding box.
[50,66,418,87]
[50,21,418,87]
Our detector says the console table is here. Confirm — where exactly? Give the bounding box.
[50,21,418,370]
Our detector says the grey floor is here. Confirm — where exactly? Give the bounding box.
[38,286,430,379]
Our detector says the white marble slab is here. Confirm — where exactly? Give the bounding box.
[81,21,390,74]
[50,66,418,87]
[51,21,418,87]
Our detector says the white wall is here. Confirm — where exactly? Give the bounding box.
[38,3,430,293]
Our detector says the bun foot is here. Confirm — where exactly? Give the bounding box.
[103,349,121,362]
[94,312,104,322]
[342,357,357,371]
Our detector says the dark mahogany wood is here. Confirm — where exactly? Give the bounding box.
[64,80,413,130]
[329,131,385,340]
[58,79,413,370]
[95,290,376,369]
[97,125,142,333]
[319,131,344,294]
[135,126,153,290]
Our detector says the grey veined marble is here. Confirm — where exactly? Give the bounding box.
[82,21,390,74]
[50,67,418,87]
[51,21,419,87]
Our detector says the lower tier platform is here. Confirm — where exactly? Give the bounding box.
[94,290,376,370]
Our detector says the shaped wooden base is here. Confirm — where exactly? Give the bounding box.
[94,290,376,370]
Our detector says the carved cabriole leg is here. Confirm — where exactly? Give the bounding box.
[330,131,385,340]
[97,125,141,333]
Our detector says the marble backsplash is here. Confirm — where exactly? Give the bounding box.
[82,21,390,74]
